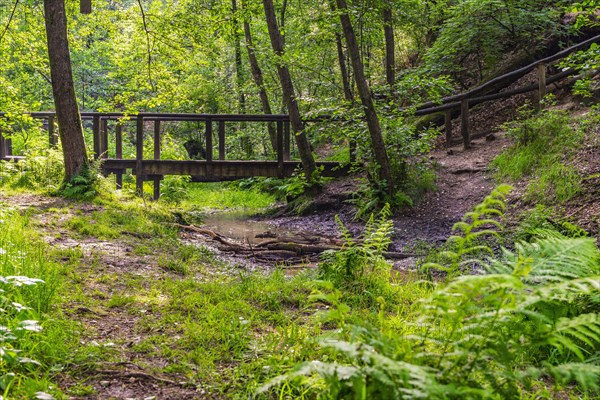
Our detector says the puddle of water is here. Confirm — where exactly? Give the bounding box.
[203,212,290,245]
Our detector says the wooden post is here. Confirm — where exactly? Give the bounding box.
[461,98,470,150]
[205,118,213,176]
[153,120,161,201]
[536,63,547,110]
[92,116,100,159]
[135,115,144,196]
[277,120,284,177]
[48,116,58,148]
[205,118,213,163]
[349,139,357,163]
[100,118,108,158]
[0,126,6,159]
[218,120,226,160]
[445,109,452,148]
[115,122,123,189]
[283,120,291,161]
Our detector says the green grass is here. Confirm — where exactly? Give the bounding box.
[0,207,75,399]
[490,109,585,204]
[182,182,276,211]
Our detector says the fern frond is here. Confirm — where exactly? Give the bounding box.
[547,313,600,360]
[545,362,600,390]
[499,238,599,283]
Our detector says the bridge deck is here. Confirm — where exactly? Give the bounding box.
[102,159,347,181]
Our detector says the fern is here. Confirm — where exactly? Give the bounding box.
[421,184,511,278]
[260,186,600,399]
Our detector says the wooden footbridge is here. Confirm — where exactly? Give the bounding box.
[0,112,348,199]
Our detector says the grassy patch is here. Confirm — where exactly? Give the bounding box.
[491,109,584,204]
[0,207,75,399]
[182,182,276,211]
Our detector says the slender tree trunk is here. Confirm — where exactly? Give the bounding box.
[383,4,395,91]
[336,0,394,193]
[242,2,277,151]
[232,0,252,157]
[336,33,354,103]
[44,0,88,182]
[262,0,316,180]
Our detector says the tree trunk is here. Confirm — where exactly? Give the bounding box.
[44,0,88,182]
[335,0,394,193]
[383,4,395,91]
[262,0,316,180]
[336,33,354,103]
[232,0,252,157]
[242,1,277,151]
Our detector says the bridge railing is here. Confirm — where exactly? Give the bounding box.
[0,112,346,199]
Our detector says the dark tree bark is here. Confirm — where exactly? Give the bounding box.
[335,0,394,192]
[242,0,277,151]
[383,3,395,90]
[262,0,316,180]
[44,0,89,182]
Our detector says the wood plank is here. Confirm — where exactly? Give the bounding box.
[92,116,100,159]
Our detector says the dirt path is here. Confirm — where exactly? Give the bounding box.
[267,133,512,268]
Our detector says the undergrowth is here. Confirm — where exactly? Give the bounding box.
[259,186,600,399]
[0,206,72,399]
[491,107,586,204]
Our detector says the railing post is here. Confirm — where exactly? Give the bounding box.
[48,116,58,148]
[0,125,6,159]
[536,63,547,110]
[277,120,284,178]
[153,120,161,201]
[205,118,213,177]
[283,119,290,161]
[461,98,470,150]
[445,109,453,148]
[115,122,123,189]
[218,120,226,161]
[136,115,144,196]
[92,116,100,159]
[100,117,109,159]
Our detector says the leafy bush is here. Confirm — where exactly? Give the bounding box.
[160,175,190,203]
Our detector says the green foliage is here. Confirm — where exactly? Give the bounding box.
[0,150,63,192]
[261,187,600,399]
[422,184,511,277]
[318,204,393,300]
[61,159,111,200]
[491,109,584,204]
[0,208,68,398]
[160,175,190,204]
[424,0,561,81]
